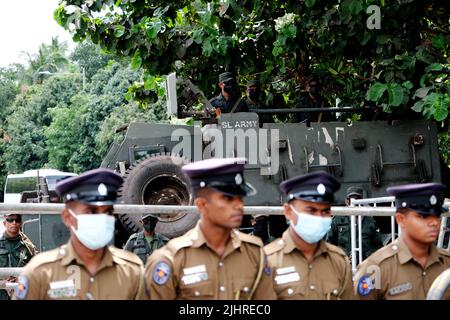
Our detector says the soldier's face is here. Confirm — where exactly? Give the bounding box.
[285,199,331,224]
[196,190,244,229]
[396,209,440,244]
[3,214,22,236]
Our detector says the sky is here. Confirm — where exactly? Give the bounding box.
[0,0,74,68]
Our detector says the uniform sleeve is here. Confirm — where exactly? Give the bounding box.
[124,237,134,252]
[144,249,177,300]
[353,260,382,300]
[339,256,355,300]
[251,251,277,300]
[134,265,147,300]
[12,265,43,300]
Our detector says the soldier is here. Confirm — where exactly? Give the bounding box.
[145,158,277,300]
[239,80,273,123]
[0,213,37,300]
[209,72,248,114]
[354,183,450,300]
[292,77,335,126]
[13,168,145,300]
[124,213,169,264]
[326,186,383,261]
[264,172,354,300]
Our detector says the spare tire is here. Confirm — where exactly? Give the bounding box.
[118,153,197,238]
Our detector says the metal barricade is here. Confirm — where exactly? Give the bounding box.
[0,201,447,277]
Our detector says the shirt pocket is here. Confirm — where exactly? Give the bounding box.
[322,280,343,300]
[275,282,305,300]
[232,278,255,300]
[179,280,214,300]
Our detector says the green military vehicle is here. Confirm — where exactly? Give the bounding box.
[101,73,446,245]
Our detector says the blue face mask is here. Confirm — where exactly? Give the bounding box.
[289,205,332,244]
[68,209,115,250]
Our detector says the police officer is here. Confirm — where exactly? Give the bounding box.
[145,158,276,300]
[354,182,450,300]
[326,186,383,260]
[209,72,248,114]
[264,172,354,299]
[0,214,37,300]
[124,213,169,263]
[13,168,145,300]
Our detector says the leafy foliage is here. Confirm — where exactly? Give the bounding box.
[55,0,449,121]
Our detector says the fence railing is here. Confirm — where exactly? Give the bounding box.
[0,200,448,278]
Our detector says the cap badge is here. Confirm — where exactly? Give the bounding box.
[317,184,326,195]
[98,183,108,196]
[235,173,243,185]
[430,195,437,205]
[402,202,407,208]
[200,181,206,188]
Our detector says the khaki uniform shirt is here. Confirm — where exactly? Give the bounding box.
[145,222,277,300]
[13,241,145,300]
[354,237,450,300]
[264,230,354,300]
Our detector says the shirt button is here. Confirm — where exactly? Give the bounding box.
[90,277,95,283]
[219,286,226,292]
[59,248,66,255]
[392,245,398,251]
[287,288,294,295]
[278,240,284,246]
[243,287,249,293]
[194,291,200,296]
[309,285,316,291]
[218,262,224,267]
[422,271,427,276]
[308,265,313,269]
[332,289,339,296]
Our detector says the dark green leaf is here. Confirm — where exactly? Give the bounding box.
[114,25,125,38]
[425,63,443,72]
[305,0,316,8]
[131,51,142,70]
[387,83,404,107]
[366,82,386,101]
[402,81,413,90]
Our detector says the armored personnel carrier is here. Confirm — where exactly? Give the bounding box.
[101,73,444,243]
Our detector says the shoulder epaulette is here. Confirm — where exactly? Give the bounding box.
[263,238,284,255]
[109,247,143,266]
[236,230,263,247]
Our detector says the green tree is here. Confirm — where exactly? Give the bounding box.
[55,0,449,120]
[21,37,70,84]
[44,62,141,172]
[70,40,118,80]
[3,74,82,173]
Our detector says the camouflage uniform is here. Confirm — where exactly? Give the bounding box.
[326,216,383,260]
[0,232,37,300]
[210,94,247,113]
[124,231,169,264]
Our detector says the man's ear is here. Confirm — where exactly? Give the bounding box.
[284,203,293,221]
[195,197,207,215]
[61,208,72,228]
[395,212,405,229]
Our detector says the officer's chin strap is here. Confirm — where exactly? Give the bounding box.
[235,247,265,300]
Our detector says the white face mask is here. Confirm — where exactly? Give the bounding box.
[68,208,115,250]
[289,205,332,244]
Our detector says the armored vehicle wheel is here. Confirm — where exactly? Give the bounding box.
[118,153,196,238]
